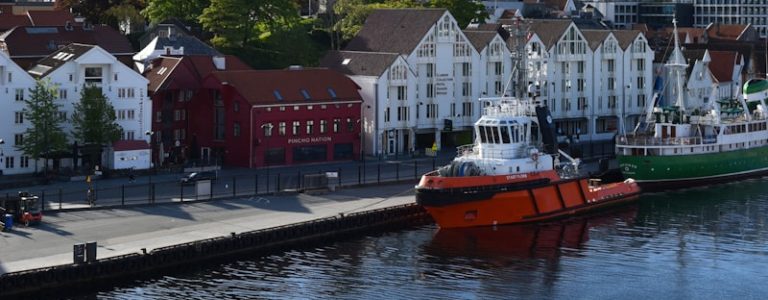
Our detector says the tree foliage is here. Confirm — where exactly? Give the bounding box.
[71,85,122,147]
[57,0,145,27]
[427,0,488,29]
[199,0,300,47]
[18,79,68,171]
[142,0,210,25]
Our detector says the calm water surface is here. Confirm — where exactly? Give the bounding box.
[79,179,768,299]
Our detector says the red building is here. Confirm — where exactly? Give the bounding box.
[145,55,251,166]
[203,68,363,168]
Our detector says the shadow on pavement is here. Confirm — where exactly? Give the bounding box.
[34,222,74,237]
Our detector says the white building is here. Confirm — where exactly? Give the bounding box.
[0,51,39,175]
[25,43,151,171]
[654,49,744,112]
[524,19,654,142]
[321,9,512,156]
[693,0,768,38]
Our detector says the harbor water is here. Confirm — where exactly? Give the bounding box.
[74,178,768,299]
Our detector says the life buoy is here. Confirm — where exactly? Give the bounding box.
[531,153,539,161]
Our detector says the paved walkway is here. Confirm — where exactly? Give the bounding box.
[0,183,417,275]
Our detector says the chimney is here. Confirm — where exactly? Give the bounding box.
[213,56,226,70]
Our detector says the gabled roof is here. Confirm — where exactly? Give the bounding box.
[148,35,220,56]
[0,5,32,30]
[27,43,94,78]
[0,25,133,58]
[463,30,498,52]
[581,30,610,50]
[208,68,361,106]
[144,56,182,92]
[27,9,75,26]
[113,140,150,151]
[705,23,750,41]
[319,50,400,77]
[145,55,251,92]
[528,19,572,49]
[344,8,447,55]
[612,30,641,50]
[708,51,739,83]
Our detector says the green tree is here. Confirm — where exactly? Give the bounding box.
[142,0,210,24]
[427,0,488,29]
[18,79,68,173]
[105,3,146,34]
[199,0,300,47]
[57,0,145,27]
[71,85,123,153]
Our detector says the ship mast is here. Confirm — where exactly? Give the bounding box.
[666,18,688,113]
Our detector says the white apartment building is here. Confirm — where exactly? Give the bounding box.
[524,20,654,142]
[0,51,39,175]
[583,1,639,29]
[321,9,512,156]
[694,0,768,38]
[21,43,151,172]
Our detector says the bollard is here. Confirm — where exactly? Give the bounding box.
[432,157,436,170]
[41,190,45,212]
[233,176,237,197]
[121,185,125,206]
[414,160,418,179]
[59,188,63,210]
[151,183,156,204]
[338,167,342,187]
[255,174,259,195]
[73,243,85,264]
[396,163,400,181]
[180,182,184,203]
[298,171,301,189]
[358,166,361,185]
[85,241,97,263]
[377,164,380,184]
[277,174,281,192]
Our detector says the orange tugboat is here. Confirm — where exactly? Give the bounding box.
[416,98,640,229]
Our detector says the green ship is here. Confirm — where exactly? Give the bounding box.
[616,19,768,189]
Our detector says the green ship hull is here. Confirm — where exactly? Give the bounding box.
[617,146,768,188]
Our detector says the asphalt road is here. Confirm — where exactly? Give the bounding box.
[0,183,418,275]
[0,155,453,211]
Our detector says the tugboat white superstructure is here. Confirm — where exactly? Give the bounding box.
[416,97,640,229]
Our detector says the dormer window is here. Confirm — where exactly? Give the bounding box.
[300,89,311,100]
[273,90,283,101]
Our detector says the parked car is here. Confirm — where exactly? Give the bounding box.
[180,171,217,185]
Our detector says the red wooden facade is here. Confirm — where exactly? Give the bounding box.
[203,68,362,168]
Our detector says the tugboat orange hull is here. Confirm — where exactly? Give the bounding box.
[417,173,640,229]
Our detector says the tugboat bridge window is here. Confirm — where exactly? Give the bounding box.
[500,126,511,143]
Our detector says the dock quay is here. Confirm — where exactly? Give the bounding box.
[0,182,431,297]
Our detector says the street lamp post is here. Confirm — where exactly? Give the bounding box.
[0,139,5,173]
[260,123,273,192]
[145,131,156,172]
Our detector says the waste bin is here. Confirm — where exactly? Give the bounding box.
[3,214,12,231]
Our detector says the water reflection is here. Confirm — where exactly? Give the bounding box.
[69,178,768,299]
[426,206,638,262]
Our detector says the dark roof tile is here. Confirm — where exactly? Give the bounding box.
[319,50,399,77]
[345,8,446,55]
[209,69,361,105]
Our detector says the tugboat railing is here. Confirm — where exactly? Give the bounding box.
[456,144,541,160]
[616,135,718,147]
